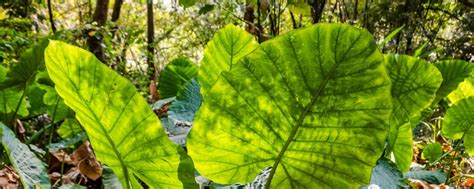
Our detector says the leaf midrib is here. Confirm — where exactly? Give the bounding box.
[264,27,366,188]
[55,59,132,189]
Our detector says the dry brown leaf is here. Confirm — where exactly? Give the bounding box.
[0,166,20,189]
[49,167,84,187]
[72,142,102,181]
[408,179,452,189]
[50,150,75,165]
[15,119,26,142]
[150,79,158,101]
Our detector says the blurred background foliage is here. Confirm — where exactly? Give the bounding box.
[0,0,472,95]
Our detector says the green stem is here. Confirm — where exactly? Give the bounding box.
[461,174,474,179]
[11,84,28,125]
[59,157,65,186]
[48,97,61,145]
[26,123,53,144]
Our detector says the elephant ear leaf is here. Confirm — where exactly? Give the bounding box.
[448,78,474,104]
[0,39,49,89]
[44,40,197,189]
[434,60,473,103]
[442,96,474,155]
[0,66,29,118]
[198,24,259,96]
[188,23,392,188]
[384,54,442,172]
[158,58,198,99]
[0,123,51,188]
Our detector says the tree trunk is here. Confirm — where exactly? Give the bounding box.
[111,0,124,22]
[310,0,325,24]
[47,0,56,33]
[147,0,157,100]
[92,0,109,26]
[87,0,109,63]
[354,0,358,20]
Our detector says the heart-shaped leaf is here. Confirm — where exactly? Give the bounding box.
[448,78,474,104]
[384,54,442,172]
[198,24,259,96]
[434,59,473,103]
[188,23,392,188]
[442,96,474,155]
[45,40,197,188]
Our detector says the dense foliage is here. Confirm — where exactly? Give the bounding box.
[0,0,472,188]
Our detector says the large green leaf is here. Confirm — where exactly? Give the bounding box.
[44,40,197,189]
[384,54,442,172]
[0,123,50,188]
[442,96,474,155]
[434,59,473,103]
[188,23,392,188]
[198,24,259,96]
[391,122,413,172]
[158,58,197,99]
[448,78,474,104]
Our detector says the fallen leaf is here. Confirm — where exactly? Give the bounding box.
[72,142,102,180]
[0,166,20,188]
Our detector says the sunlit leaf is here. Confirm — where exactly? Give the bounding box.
[45,40,197,188]
[442,96,474,155]
[448,78,474,104]
[384,54,442,172]
[189,23,392,188]
[198,24,259,96]
[434,59,473,103]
